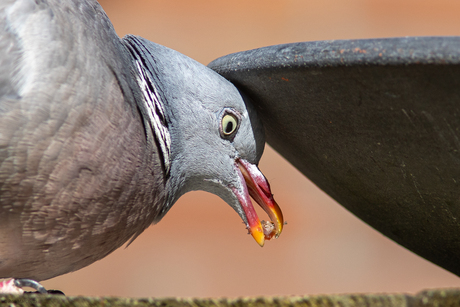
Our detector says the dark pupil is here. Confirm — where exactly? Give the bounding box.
[225,121,234,133]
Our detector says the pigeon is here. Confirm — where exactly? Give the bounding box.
[0,0,283,292]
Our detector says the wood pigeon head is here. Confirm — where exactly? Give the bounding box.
[123,35,283,246]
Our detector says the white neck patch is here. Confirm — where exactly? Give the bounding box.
[134,60,171,175]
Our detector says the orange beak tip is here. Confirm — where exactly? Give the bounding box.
[248,225,265,247]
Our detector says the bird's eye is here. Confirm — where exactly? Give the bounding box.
[220,110,240,139]
[222,114,238,135]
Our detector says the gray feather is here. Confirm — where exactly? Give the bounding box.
[0,0,165,280]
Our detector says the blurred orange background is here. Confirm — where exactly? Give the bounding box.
[42,0,460,298]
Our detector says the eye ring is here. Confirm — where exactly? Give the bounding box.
[219,109,240,140]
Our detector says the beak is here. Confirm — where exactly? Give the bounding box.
[232,159,284,247]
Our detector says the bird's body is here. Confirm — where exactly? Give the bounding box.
[0,0,283,284]
[0,0,166,280]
